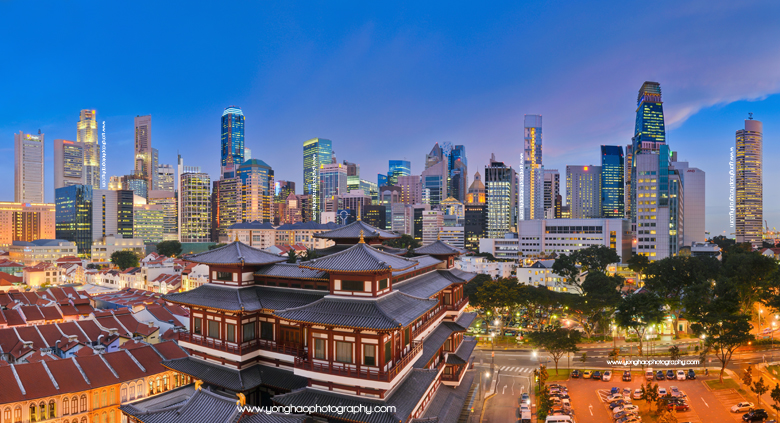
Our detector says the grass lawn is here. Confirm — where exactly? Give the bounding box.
[546,369,571,381]
[705,378,740,390]
[767,365,780,377]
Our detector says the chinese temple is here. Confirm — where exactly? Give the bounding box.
[121,220,477,423]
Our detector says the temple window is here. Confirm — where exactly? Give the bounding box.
[314,339,326,359]
[335,341,352,363]
[364,344,376,366]
[226,324,236,342]
[193,318,202,335]
[341,280,364,291]
[207,320,220,338]
[243,322,256,341]
[215,271,232,281]
[260,322,273,340]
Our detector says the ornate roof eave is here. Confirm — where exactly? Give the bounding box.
[269,314,404,332]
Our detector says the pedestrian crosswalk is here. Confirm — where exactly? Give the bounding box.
[499,366,534,373]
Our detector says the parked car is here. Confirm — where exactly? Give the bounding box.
[731,402,755,413]
[613,405,639,414]
[645,368,654,381]
[668,401,690,411]
[623,388,631,399]
[658,388,668,397]
[610,387,620,395]
[608,393,624,402]
[743,409,769,422]
[656,371,665,380]
[583,370,593,379]
[623,371,632,381]
[613,411,640,422]
[669,386,680,396]
[666,370,675,379]
[687,369,696,380]
[632,389,644,400]
[571,369,581,378]
[616,416,641,423]
[609,399,630,410]
[676,370,686,381]
[592,370,602,380]
[603,371,612,381]
[520,393,530,405]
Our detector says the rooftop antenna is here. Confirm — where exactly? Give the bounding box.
[748,112,754,120]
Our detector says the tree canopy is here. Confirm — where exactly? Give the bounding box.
[111,250,140,270]
[615,292,665,355]
[156,240,182,257]
[526,326,581,374]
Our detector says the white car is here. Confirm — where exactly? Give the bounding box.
[658,388,667,396]
[731,402,755,412]
[632,388,643,400]
[608,393,624,402]
[613,404,639,414]
[676,370,686,381]
[603,370,612,381]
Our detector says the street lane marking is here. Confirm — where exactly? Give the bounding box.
[502,385,507,394]
[701,397,708,407]
[589,404,593,416]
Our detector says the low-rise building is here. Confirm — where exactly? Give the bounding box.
[90,235,146,264]
[226,221,276,248]
[455,256,514,279]
[517,218,632,262]
[479,233,519,261]
[515,259,578,292]
[8,239,78,266]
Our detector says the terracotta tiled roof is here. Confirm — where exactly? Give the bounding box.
[39,306,63,321]
[24,351,59,363]
[3,308,25,326]
[145,304,177,323]
[19,305,45,322]
[0,271,22,285]
[14,326,48,349]
[151,340,188,360]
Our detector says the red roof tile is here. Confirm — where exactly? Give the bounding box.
[3,308,25,326]
[13,361,61,398]
[75,320,107,341]
[56,322,93,343]
[19,305,45,322]
[39,306,63,321]
[25,351,59,363]
[102,348,149,380]
[127,345,169,374]
[146,304,177,323]
[73,353,120,388]
[44,357,92,392]
[14,326,48,349]
[151,341,188,360]
[0,367,26,403]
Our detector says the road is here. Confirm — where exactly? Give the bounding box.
[476,345,778,423]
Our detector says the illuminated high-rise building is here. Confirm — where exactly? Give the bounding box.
[543,169,560,218]
[180,172,211,242]
[134,115,153,188]
[77,109,100,189]
[238,159,275,223]
[54,139,85,189]
[521,115,544,220]
[449,147,468,203]
[601,145,625,218]
[388,160,411,186]
[221,106,245,178]
[485,154,517,238]
[735,117,763,249]
[0,202,56,247]
[319,163,347,220]
[567,165,602,219]
[630,81,682,259]
[303,138,332,222]
[466,172,486,205]
[398,175,423,205]
[274,180,296,203]
[148,190,178,241]
[156,164,175,192]
[343,161,361,192]
[211,178,241,241]
[624,144,633,219]
[55,185,93,257]
[14,131,44,204]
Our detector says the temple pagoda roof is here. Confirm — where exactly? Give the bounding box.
[313,220,399,240]
[273,368,439,423]
[162,356,309,392]
[315,243,407,257]
[301,242,418,273]
[162,285,327,312]
[273,291,438,330]
[254,263,327,280]
[391,255,442,278]
[446,336,478,365]
[183,241,286,266]
[413,240,467,256]
[394,269,477,299]
[413,313,476,369]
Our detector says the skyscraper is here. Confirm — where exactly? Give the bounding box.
[601,145,625,218]
[671,160,706,246]
[397,175,423,205]
[239,159,275,223]
[77,109,100,189]
[449,146,468,203]
[54,139,85,189]
[521,115,544,221]
[319,163,347,220]
[543,169,560,218]
[421,160,448,206]
[485,154,517,238]
[211,177,241,241]
[274,180,296,203]
[55,185,93,257]
[156,164,175,191]
[343,161,361,192]
[303,138,333,222]
[466,172,486,205]
[180,172,211,242]
[92,189,134,240]
[134,115,153,188]
[566,165,602,219]
[624,144,633,219]
[221,106,245,179]
[630,82,682,259]
[388,160,411,186]
[14,131,44,203]
[735,117,763,249]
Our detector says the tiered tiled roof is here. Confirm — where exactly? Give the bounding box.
[315,243,407,257]
[163,285,327,313]
[413,240,467,256]
[120,385,307,423]
[446,336,477,365]
[254,263,327,281]
[313,220,399,240]
[394,269,477,299]
[274,291,438,330]
[301,242,418,273]
[185,241,287,266]
[162,357,309,392]
[274,369,439,423]
[92,287,165,308]
[413,313,476,369]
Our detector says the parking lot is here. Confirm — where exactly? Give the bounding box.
[562,368,750,423]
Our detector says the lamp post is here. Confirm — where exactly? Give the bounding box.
[759,308,763,334]
[773,322,777,348]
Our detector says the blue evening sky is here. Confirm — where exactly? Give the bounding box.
[2,0,779,236]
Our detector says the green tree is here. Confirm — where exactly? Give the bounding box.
[575,245,620,274]
[464,274,492,300]
[471,278,522,333]
[709,235,735,251]
[579,352,587,363]
[208,243,227,250]
[580,272,623,336]
[742,366,754,388]
[721,251,778,313]
[644,255,719,339]
[628,253,650,285]
[383,234,421,250]
[753,376,769,406]
[526,327,581,374]
[551,253,581,292]
[689,278,754,382]
[301,249,319,262]
[156,240,183,257]
[111,251,139,270]
[285,249,297,263]
[642,381,659,404]
[770,383,780,420]
[615,292,664,356]
[668,345,680,361]
[657,408,678,423]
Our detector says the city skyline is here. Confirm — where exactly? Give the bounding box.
[3,1,780,237]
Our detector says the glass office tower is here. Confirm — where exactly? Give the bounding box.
[303,138,333,222]
[601,145,625,217]
[221,106,245,179]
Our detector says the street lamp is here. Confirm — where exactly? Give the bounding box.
[759,309,763,333]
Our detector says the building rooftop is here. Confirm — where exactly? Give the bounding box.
[394,269,477,299]
[163,285,327,313]
[313,220,399,240]
[227,221,275,230]
[12,239,74,247]
[414,240,467,256]
[162,356,308,392]
[301,242,417,273]
[254,263,327,281]
[184,241,287,266]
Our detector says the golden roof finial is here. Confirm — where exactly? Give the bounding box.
[234,233,239,242]
[194,379,203,390]
[359,230,365,244]
[236,392,246,406]
[437,232,441,241]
